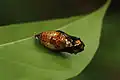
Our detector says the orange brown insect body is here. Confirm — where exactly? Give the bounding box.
[35,30,85,54]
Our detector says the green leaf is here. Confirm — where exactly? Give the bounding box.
[0,0,111,80]
[0,16,82,44]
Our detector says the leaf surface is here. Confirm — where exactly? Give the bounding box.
[0,0,111,80]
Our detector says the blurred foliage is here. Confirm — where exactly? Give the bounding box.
[0,0,106,26]
[69,0,120,80]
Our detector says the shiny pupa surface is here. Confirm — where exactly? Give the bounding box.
[35,30,85,54]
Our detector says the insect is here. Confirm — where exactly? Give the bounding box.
[35,30,85,54]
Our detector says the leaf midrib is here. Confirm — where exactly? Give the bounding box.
[0,17,82,47]
[0,17,83,73]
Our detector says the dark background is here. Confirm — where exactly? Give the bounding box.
[69,0,120,80]
[0,0,106,26]
[0,0,120,80]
